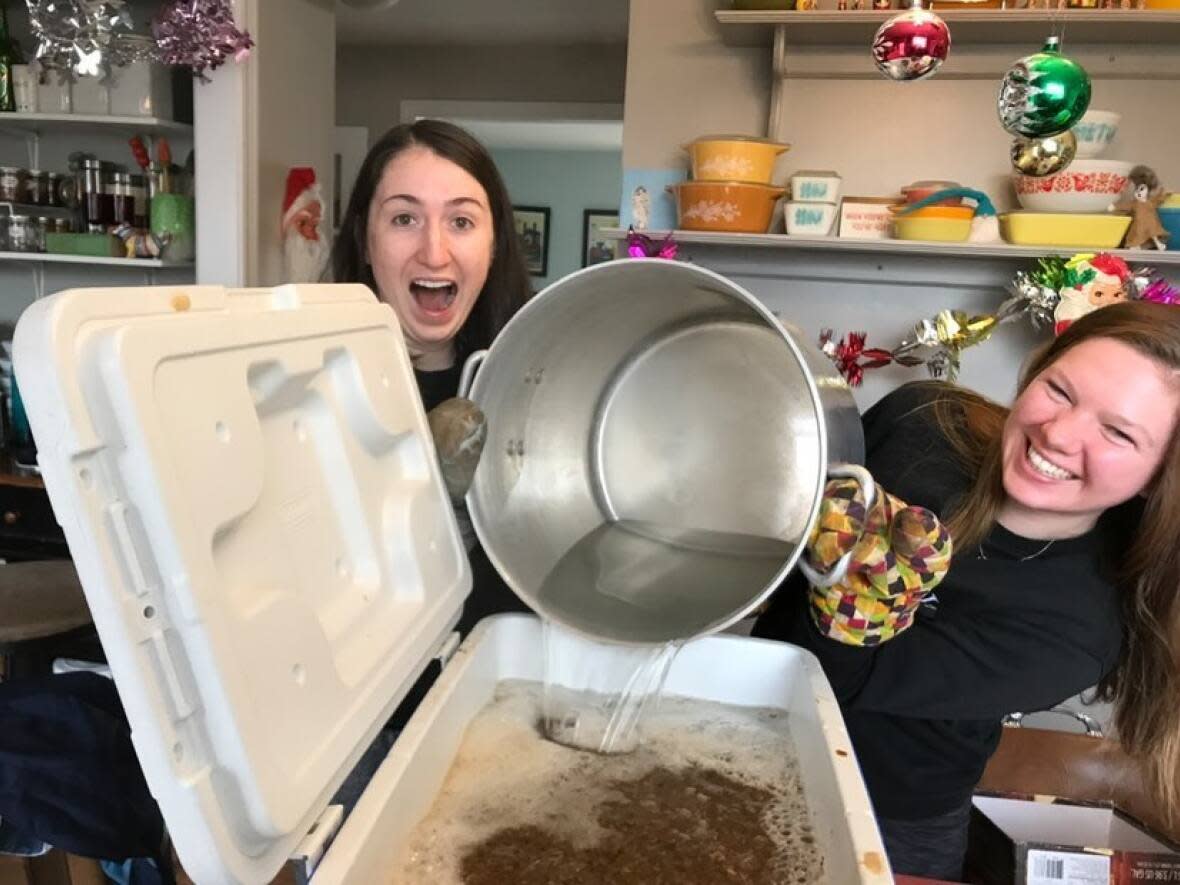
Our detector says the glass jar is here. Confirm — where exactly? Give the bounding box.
[33,217,51,252]
[24,170,50,206]
[130,174,147,228]
[111,171,135,227]
[78,158,113,233]
[0,167,26,204]
[7,215,35,253]
[52,172,75,209]
[52,217,71,234]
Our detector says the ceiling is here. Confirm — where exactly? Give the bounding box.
[335,0,631,47]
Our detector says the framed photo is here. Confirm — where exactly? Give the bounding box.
[513,205,551,277]
[581,209,621,267]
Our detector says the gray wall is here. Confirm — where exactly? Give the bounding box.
[337,43,627,147]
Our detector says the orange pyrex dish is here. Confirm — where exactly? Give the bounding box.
[668,181,785,233]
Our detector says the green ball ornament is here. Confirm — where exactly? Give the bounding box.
[998,36,1091,138]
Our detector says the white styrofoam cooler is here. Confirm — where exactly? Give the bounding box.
[14,283,890,884]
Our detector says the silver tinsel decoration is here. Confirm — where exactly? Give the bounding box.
[25,0,135,80]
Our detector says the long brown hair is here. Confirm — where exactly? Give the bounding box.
[328,119,532,365]
[928,301,1180,827]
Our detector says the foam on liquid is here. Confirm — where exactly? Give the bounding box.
[391,679,826,884]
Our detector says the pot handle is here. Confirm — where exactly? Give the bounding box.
[796,463,876,589]
[457,349,487,400]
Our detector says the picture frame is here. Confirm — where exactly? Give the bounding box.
[513,205,551,277]
[581,209,621,267]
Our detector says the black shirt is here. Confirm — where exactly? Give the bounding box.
[753,382,1123,820]
[413,366,529,636]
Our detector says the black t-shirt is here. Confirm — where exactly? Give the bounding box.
[753,382,1124,820]
[413,366,530,636]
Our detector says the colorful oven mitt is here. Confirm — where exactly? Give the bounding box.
[799,476,953,646]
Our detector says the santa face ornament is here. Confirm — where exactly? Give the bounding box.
[365,146,494,366]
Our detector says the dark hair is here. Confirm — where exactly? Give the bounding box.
[328,119,532,364]
[928,301,1180,827]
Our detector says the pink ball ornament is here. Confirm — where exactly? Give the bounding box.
[871,1,951,82]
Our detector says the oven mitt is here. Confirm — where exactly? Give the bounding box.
[803,477,953,646]
[428,397,487,503]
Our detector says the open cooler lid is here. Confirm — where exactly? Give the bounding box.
[13,283,471,884]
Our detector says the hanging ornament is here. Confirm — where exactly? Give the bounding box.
[26,0,134,79]
[871,0,951,83]
[1010,130,1077,177]
[152,0,255,82]
[998,36,1091,138]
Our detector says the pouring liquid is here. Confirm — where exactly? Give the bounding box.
[535,519,796,754]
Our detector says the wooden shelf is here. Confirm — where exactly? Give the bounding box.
[715,8,1180,46]
[604,228,1180,265]
[0,112,192,137]
[0,251,192,268]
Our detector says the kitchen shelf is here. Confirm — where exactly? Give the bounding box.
[715,8,1180,46]
[0,112,192,138]
[604,228,1180,265]
[0,251,192,268]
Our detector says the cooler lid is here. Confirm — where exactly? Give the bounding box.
[13,284,470,884]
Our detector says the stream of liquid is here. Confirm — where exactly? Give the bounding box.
[534,518,795,754]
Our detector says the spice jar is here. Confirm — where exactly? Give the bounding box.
[7,215,36,252]
[34,217,51,252]
[0,167,26,204]
[130,174,147,228]
[78,158,113,233]
[24,170,50,206]
[111,171,135,226]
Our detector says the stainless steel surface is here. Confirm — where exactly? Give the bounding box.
[466,258,863,645]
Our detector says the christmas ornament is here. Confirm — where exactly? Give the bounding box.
[152,0,254,82]
[871,0,951,82]
[626,228,678,259]
[998,36,1091,138]
[1010,130,1077,177]
[26,0,134,78]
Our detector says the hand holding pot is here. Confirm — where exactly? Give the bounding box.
[427,397,487,503]
[799,475,953,646]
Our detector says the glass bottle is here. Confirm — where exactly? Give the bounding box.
[0,6,21,113]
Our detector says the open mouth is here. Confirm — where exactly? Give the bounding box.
[411,279,458,314]
[1026,444,1076,481]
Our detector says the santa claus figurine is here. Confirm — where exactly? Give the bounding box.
[1053,253,1131,336]
[281,166,328,283]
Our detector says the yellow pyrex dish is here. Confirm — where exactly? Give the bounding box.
[684,136,790,185]
[1000,212,1132,249]
[893,216,972,242]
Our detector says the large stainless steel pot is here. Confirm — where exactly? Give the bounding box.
[460,258,864,645]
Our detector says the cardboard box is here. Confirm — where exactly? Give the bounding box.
[968,794,1180,884]
[838,196,896,239]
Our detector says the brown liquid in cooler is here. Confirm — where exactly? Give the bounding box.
[392,682,827,885]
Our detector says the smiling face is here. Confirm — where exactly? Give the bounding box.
[998,337,1180,539]
[365,146,495,368]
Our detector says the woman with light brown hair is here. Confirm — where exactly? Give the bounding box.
[756,300,1180,879]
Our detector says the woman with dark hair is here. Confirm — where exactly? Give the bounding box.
[329,118,533,634]
[756,300,1180,879]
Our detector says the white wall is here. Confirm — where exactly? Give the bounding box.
[196,0,335,287]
